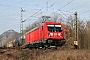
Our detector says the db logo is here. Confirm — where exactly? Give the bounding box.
[54,33,57,35]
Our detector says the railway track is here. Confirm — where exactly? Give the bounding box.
[0,44,69,52]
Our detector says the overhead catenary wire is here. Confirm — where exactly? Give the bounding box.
[26,12,42,20]
[46,1,55,11]
[51,9,74,21]
[59,10,68,17]
[58,10,74,14]
[60,0,75,9]
[59,14,67,20]
[58,14,75,26]
[23,8,41,12]
[50,0,74,16]
[50,10,74,17]
[23,9,41,22]
[51,10,74,14]
[78,10,90,20]
[69,0,90,11]
[50,0,90,19]
[80,10,90,14]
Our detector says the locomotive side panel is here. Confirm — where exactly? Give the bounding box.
[26,28,40,43]
[30,28,40,42]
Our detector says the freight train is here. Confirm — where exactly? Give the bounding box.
[7,22,66,48]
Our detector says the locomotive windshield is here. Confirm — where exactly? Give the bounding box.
[47,25,62,32]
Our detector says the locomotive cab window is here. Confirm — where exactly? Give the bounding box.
[47,25,62,32]
[47,25,54,32]
[55,25,62,32]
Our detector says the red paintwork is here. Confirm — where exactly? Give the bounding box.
[25,22,65,43]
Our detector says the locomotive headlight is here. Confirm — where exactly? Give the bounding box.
[48,33,53,37]
[58,33,62,36]
[50,33,53,36]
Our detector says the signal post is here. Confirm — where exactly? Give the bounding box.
[74,12,79,49]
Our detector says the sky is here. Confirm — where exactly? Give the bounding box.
[0,0,90,34]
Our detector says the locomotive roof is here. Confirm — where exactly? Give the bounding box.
[26,26,39,34]
[44,22,61,24]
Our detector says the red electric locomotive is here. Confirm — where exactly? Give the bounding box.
[25,22,65,48]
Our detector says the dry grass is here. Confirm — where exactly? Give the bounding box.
[0,48,90,60]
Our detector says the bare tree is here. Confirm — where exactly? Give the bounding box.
[85,21,90,49]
